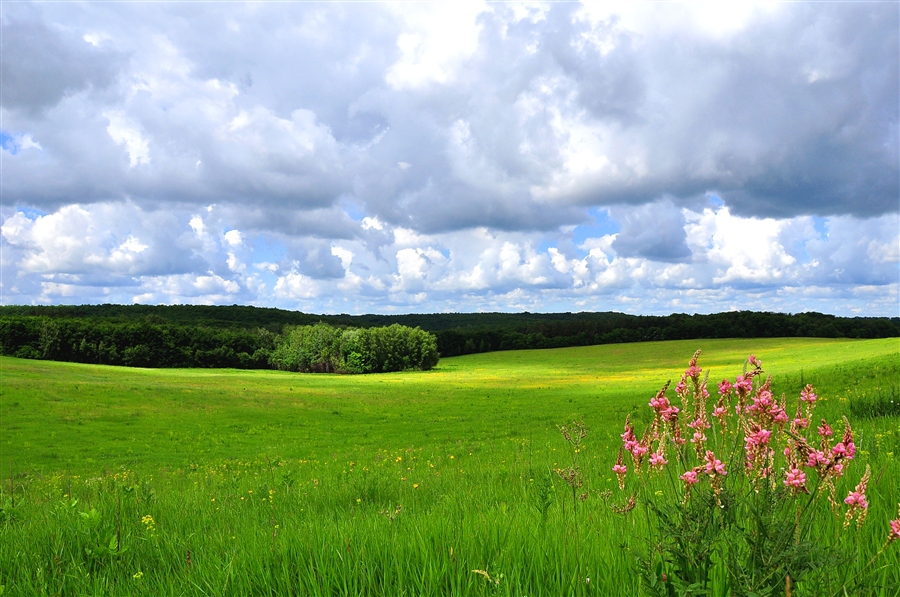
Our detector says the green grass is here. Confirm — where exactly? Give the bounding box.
[1,337,899,595]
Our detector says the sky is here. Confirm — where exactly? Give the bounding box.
[1,1,898,316]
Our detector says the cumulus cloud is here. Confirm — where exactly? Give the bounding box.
[1,204,196,277]
[0,2,896,315]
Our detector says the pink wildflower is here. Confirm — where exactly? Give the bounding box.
[844,465,871,529]
[675,380,688,396]
[750,389,775,412]
[649,395,670,412]
[832,442,850,458]
[800,384,818,404]
[890,519,900,543]
[841,418,854,452]
[831,419,856,462]
[661,405,680,422]
[773,407,789,425]
[745,427,772,447]
[734,375,753,395]
[649,451,668,468]
[613,448,627,490]
[621,419,638,452]
[680,470,699,485]
[687,417,710,430]
[889,504,900,544]
[718,379,732,396]
[817,419,833,437]
[784,468,806,489]
[844,491,868,509]
[704,450,726,476]
[748,354,761,368]
[712,406,727,420]
[792,417,809,429]
[807,450,828,468]
[684,351,702,380]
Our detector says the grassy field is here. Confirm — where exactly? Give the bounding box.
[1,337,899,595]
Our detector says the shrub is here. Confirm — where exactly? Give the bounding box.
[269,322,439,374]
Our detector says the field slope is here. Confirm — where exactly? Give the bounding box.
[1,337,897,473]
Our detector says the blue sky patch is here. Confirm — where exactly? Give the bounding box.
[0,131,18,155]
[18,208,49,220]
[571,208,620,246]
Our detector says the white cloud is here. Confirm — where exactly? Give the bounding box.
[224,230,243,247]
[105,112,150,167]
[1,197,897,315]
[273,271,320,300]
[685,206,796,284]
[361,217,384,231]
[385,2,488,89]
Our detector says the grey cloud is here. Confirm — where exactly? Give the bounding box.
[696,6,899,218]
[225,206,359,240]
[640,4,898,218]
[435,3,897,220]
[0,6,123,114]
[537,6,647,125]
[610,200,692,262]
[351,2,895,231]
[283,241,345,280]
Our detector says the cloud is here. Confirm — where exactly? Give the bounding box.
[684,206,798,286]
[1,200,897,314]
[0,5,124,114]
[0,203,197,277]
[611,199,691,263]
[0,2,896,315]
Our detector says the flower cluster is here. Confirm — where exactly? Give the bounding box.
[141,514,157,536]
[612,351,870,519]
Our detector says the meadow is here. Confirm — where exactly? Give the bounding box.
[1,337,898,595]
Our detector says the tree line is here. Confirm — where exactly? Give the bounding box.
[431,310,900,356]
[0,314,438,373]
[0,305,897,369]
[0,315,276,369]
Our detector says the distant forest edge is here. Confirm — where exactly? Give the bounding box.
[0,304,897,370]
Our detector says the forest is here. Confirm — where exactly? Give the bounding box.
[0,304,897,369]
